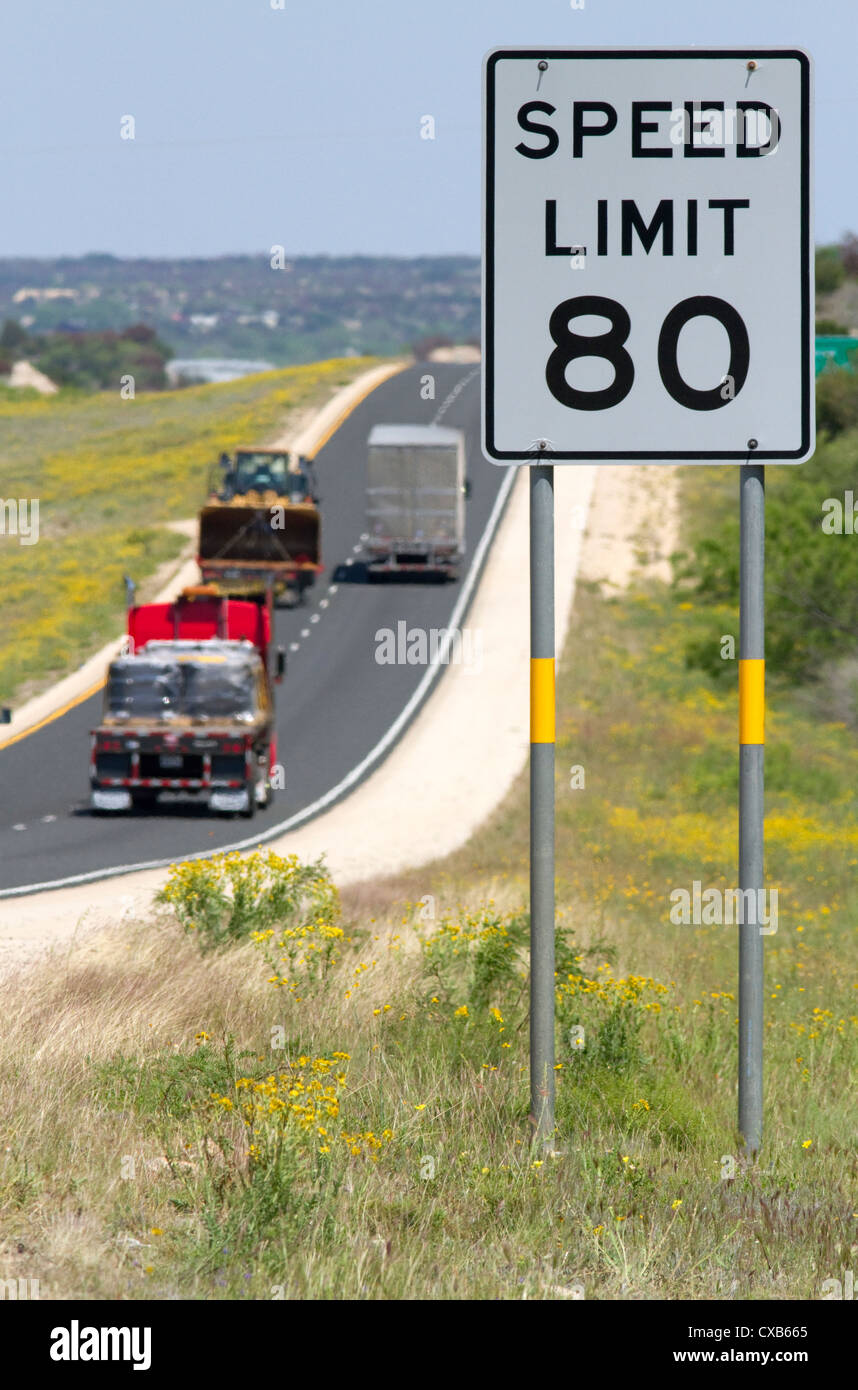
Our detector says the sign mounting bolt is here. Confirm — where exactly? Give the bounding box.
[536,59,548,91]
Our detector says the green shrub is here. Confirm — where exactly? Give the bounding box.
[817,365,858,438]
[815,319,850,336]
[816,244,845,294]
[680,429,858,684]
[157,850,341,955]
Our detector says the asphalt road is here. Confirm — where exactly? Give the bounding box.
[0,363,504,893]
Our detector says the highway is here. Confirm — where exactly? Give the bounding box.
[0,363,505,894]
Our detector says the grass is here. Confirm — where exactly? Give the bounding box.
[0,459,856,1300]
[0,357,380,704]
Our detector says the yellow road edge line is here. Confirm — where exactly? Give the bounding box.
[309,359,411,458]
[0,359,413,754]
[530,658,555,744]
[0,678,106,752]
[739,658,765,745]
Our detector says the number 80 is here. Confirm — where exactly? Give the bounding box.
[545,294,750,411]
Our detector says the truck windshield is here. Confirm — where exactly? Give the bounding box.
[106,660,182,719]
[234,452,290,493]
[182,663,256,720]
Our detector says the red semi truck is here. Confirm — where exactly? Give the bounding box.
[89,586,284,817]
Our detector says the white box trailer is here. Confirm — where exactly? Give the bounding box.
[365,423,467,577]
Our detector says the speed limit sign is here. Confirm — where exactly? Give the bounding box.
[482,48,813,462]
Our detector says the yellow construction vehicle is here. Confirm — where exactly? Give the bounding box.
[197,448,322,606]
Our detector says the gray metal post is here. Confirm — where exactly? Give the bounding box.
[530,462,555,1147]
[739,463,765,1152]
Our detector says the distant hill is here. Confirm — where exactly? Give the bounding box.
[0,254,480,366]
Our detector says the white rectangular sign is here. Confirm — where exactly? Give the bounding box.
[482,48,813,463]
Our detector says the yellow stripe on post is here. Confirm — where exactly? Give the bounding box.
[739,658,765,745]
[530,658,555,744]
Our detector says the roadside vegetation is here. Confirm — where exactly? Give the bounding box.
[0,357,379,705]
[815,234,858,297]
[0,318,173,392]
[681,367,858,688]
[815,234,858,339]
[1,370,856,1298]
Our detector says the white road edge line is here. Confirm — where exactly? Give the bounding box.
[0,463,517,900]
[432,366,481,425]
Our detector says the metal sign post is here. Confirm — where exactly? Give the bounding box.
[483,48,812,1154]
[739,463,765,1151]
[530,461,556,1146]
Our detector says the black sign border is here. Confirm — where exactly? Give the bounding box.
[483,48,812,462]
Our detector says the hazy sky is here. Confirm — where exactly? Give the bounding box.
[1,0,854,257]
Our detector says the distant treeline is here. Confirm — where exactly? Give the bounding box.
[0,254,481,367]
[0,318,172,391]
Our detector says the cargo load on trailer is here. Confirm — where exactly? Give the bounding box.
[89,586,285,817]
[198,448,322,605]
[364,424,468,578]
